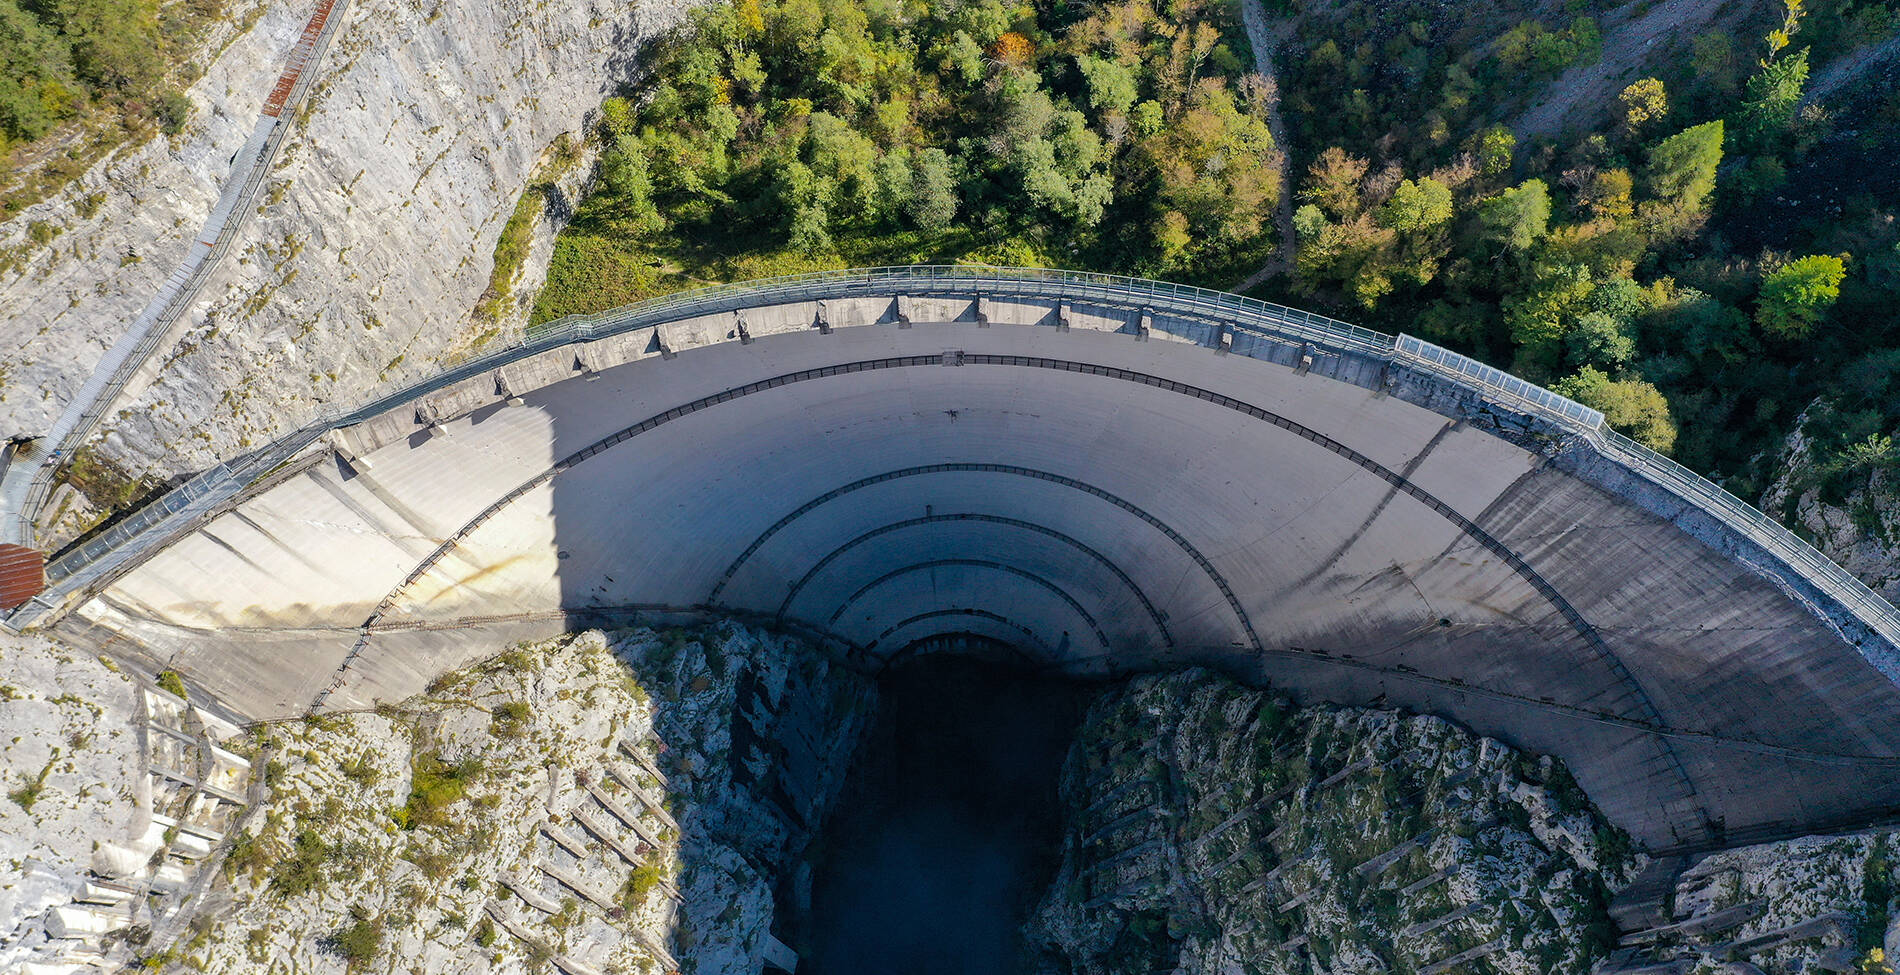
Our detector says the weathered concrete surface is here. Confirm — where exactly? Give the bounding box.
[59,287,1900,853]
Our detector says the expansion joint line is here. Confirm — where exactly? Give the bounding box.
[825,558,1112,653]
[865,608,1049,658]
[709,463,1259,653]
[772,512,1174,651]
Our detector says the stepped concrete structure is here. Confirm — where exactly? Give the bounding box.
[19,268,1900,853]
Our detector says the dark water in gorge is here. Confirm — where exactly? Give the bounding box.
[793,655,1098,975]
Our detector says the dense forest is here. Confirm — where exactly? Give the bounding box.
[531,0,1284,316]
[0,0,214,215]
[537,0,1900,517]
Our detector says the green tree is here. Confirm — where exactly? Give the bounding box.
[597,145,666,237]
[1756,253,1846,338]
[1553,367,1678,452]
[0,0,76,141]
[1375,177,1453,234]
[1076,55,1138,117]
[1471,125,1516,176]
[1618,78,1667,138]
[1301,146,1369,220]
[1565,312,1637,370]
[57,0,162,91]
[907,147,959,230]
[1503,259,1592,359]
[1737,47,1809,150]
[1478,179,1550,252]
[1690,31,1741,101]
[1644,121,1723,210]
[1144,80,1277,244]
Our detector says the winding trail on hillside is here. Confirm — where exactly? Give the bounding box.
[1512,0,1739,139]
[1801,32,1900,107]
[1232,0,1298,294]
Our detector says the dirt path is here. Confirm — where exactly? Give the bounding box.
[1801,32,1900,107]
[1512,0,1747,139]
[1232,0,1298,293]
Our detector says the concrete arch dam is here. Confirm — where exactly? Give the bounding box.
[55,268,1900,852]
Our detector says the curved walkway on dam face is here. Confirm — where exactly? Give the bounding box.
[40,266,1900,853]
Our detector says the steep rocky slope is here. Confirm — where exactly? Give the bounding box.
[0,636,144,970]
[1025,670,1639,975]
[0,0,690,489]
[1627,829,1900,974]
[152,622,871,974]
[1762,417,1900,605]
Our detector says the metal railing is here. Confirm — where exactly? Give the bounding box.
[1393,334,1605,427]
[11,266,1900,657]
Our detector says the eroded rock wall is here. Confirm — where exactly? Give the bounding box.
[1025,669,1637,975]
[144,622,870,974]
[1762,416,1900,605]
[0,636,144,970]
[1627,830,1900,974]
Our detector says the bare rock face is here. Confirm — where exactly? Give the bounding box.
[0,0,689,481]
[1761,415,1900,605]
[1637,831,1900,974]
[1024,669,1637,975]
[0,635,143,970]
[166,622,872,975]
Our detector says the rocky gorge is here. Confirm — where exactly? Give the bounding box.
[10,624,1900,973]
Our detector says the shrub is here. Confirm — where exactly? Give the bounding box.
[155,89,190,134]
[269,829,328,897]
[155,669,188,700]
[618,861,666,912]
[338,754,378,786]
[324,907,382,966]
[489,701,531,737]
[398,753,481,829]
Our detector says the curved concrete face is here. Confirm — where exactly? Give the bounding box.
[66,274,1900,853]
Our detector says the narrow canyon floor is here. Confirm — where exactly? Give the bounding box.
[794,657,1099,975]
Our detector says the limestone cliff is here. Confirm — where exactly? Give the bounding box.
[1623,829,1900,974]
[154,623,869,975]
[0,622,871,974]
[1762,414,1900,605]
[0,0,688,489]
[0,636,145,971]
[1024,669,1638,975]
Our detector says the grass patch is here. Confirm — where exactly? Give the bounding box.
[269,828,329,897]
[489,700,531,738]
[475,183,550,321]
[223,828,272,880]
[395,753,482,830]
[155,669,188,700]
[8,753,58,812]
[338,753,378,786]
[60,444,161,522]
[617,860,666,912]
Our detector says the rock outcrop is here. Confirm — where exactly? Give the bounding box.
[1616,830,1900,975]
[0,636,143,971]
[1025,670,1638,975]
[1762,414,1900,605]
[0,0,689,492]
[120,622,870,974]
